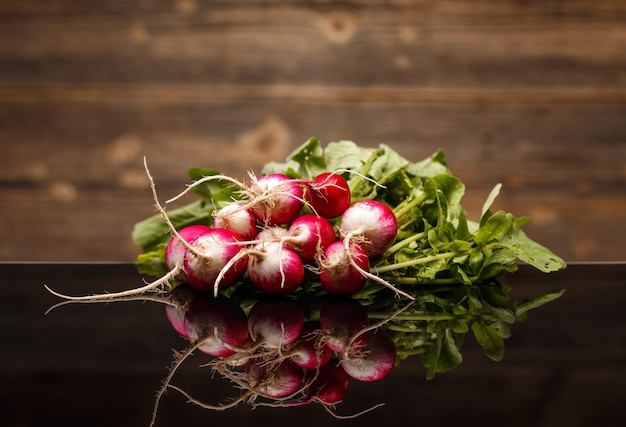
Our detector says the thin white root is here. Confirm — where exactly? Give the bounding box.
[44,292,178,315]
[212,249,249,298]
[43,262,183,302]
[343,236,415,301]
[165,174,247,204]
[326,169,387,189]
[144,157,210,262]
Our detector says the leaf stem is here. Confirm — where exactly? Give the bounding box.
[382,275,479,285]
[393,192,427,220]
[384,231,427,256]
[374,251,458,273]
[367,312,458,321]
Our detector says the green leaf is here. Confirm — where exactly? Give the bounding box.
[369,144,411,182]
[131,200,211,252]
[135,243,169,278]
[325,140,375,173]
[481,183,502,220]
[496,226,567,273]
[287,137,327,178]
[262,137,327,178]
[471,321,505,361]
[473,210,513,246]
[187,167,242,203]
[405,150,450,177]
[476,248,519,280]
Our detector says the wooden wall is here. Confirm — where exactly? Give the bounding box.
[1,0,624,262]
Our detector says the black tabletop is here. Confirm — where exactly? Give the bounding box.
[1,262,624,427]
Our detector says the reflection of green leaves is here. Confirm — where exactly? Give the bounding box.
[423,327,464,379]
[382,277,564,379]
[471,321,505,361]
[516,289,566,319]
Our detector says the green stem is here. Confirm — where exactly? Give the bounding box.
[367,312,458,321]
[384,231,427,256]
[383,276,479,285]
[393,192,427,220]
[374,251,458,273]
[349,149,380,195]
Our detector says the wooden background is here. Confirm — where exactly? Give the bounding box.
[0,0,624,262]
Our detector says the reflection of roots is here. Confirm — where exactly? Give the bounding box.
[164,340,389,420]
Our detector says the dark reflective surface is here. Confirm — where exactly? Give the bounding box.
[2,262,625,426]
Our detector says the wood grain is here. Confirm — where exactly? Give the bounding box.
[0,1,624,262]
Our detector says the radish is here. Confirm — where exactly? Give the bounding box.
[319,297,369,353]
[305,171,351,219]
[305,362,350,404]
[255,225,289,242]
[337,200,415,301]
[340,329,396,382]
[212,202,258,240]
[285,321,332,369]
[247,241,305,294]
[247,173,305,225]
[338,199,397,259]
[183,294,250,357]
[183,228,248,292]
[286,213,336,263]
[247,359,304,399]
[319,240,369,295]
[164,224,211,275]
[247,298,305,349]
[165,170,304,226]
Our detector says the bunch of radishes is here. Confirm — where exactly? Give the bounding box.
[154,284,396,422]
[44,165,413,306]
[159,168,412,300]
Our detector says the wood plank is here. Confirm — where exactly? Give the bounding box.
[1,93,624,262]
[0,1,624,87]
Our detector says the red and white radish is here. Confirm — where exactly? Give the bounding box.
[247,241,305,294]
[183,228,248,292]
[338,199,397,259]
[319,240,369,295]
[164,224,211,275]
[212,202,258,240]
[247,173,304,225]
[305,171,351,219]
[337,200,415,300]
[255,225,289,242]
[286,213,336,263]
